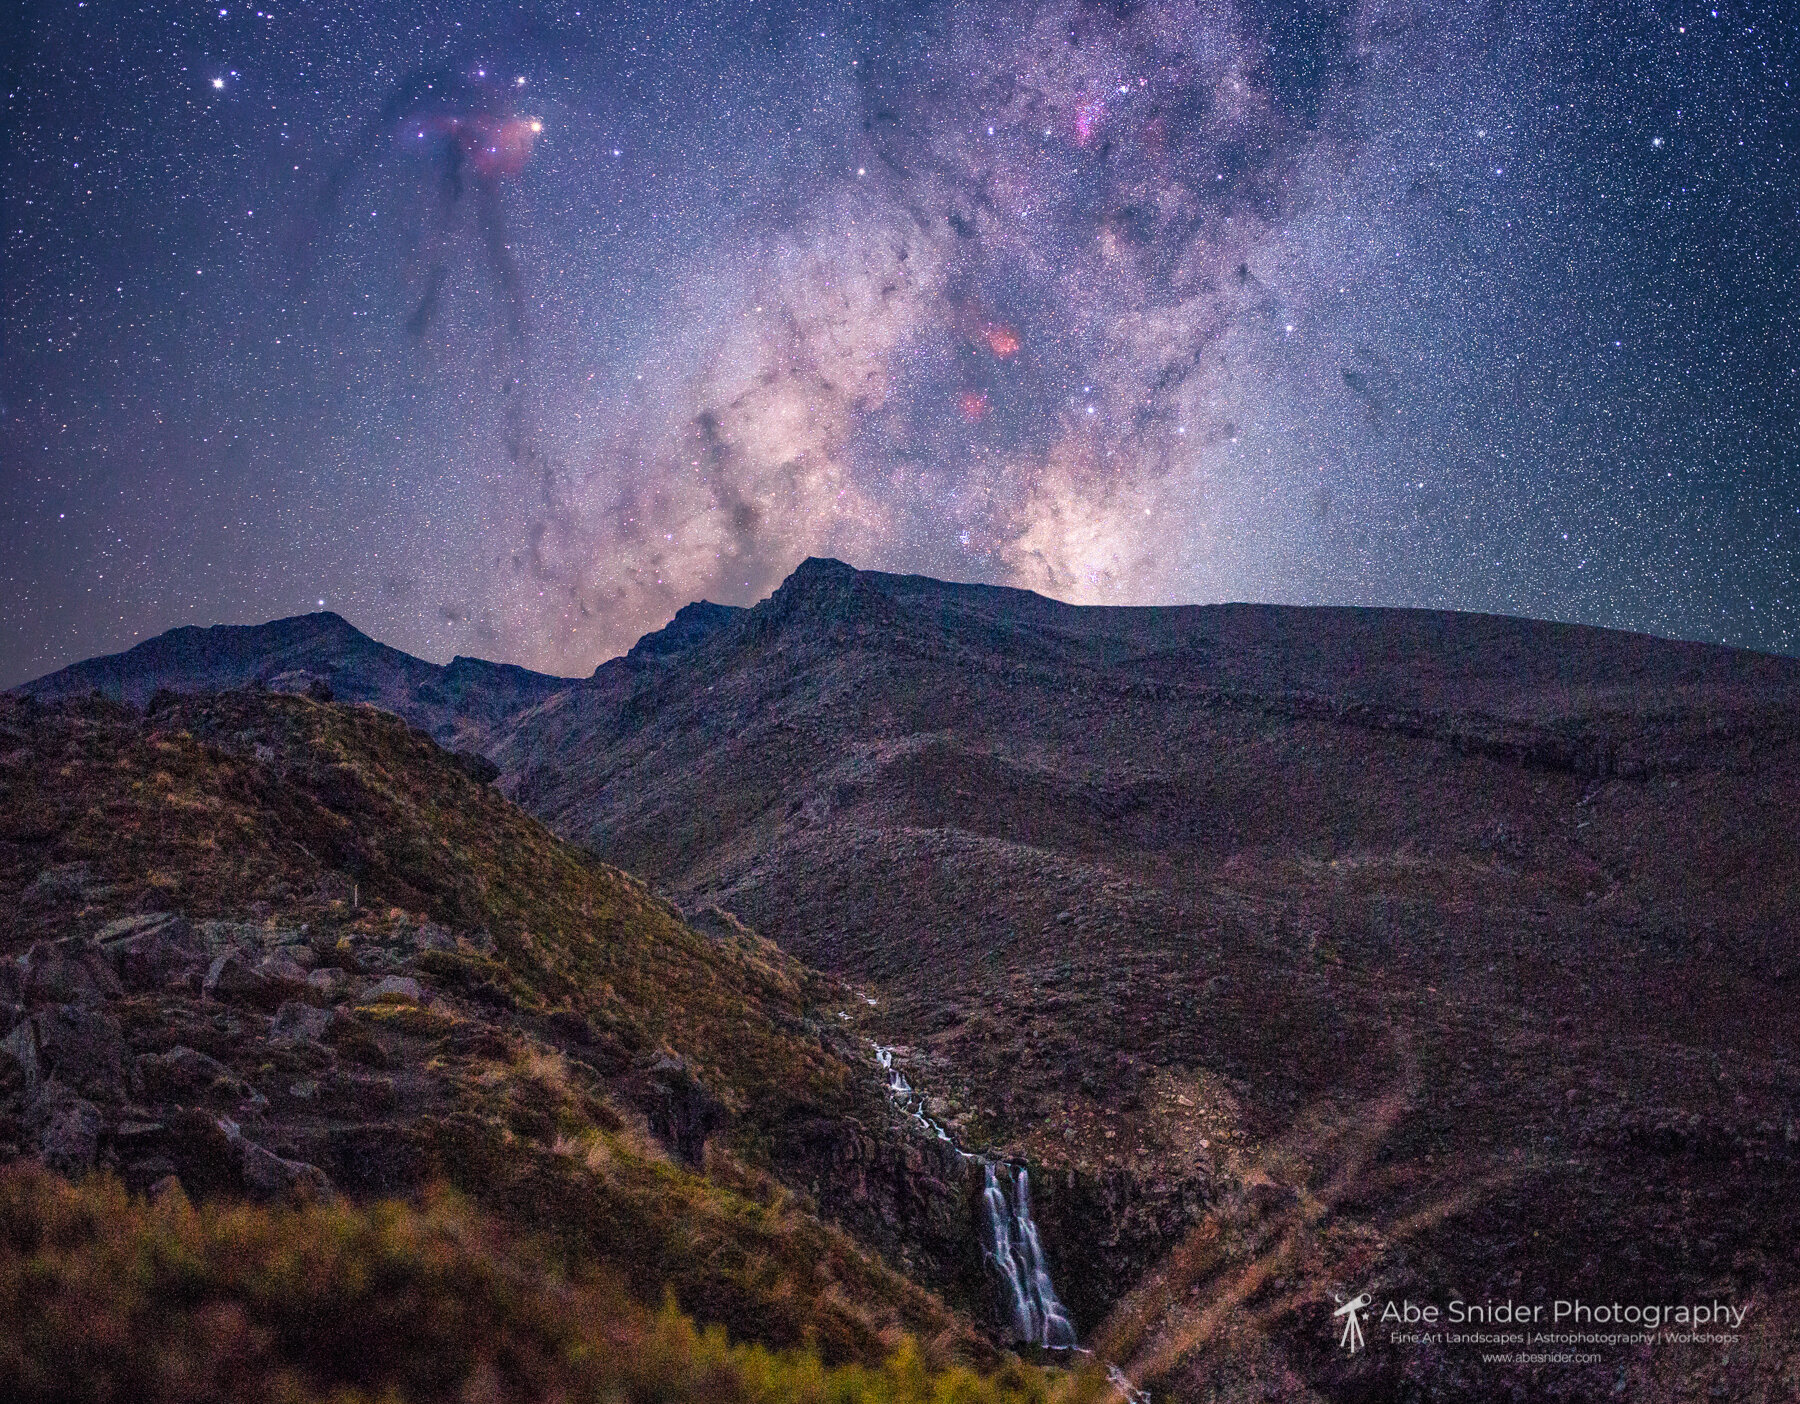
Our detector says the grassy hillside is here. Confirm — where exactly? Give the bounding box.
[0,1165,1097,1404]
[0,688,1018,1380]
[1,686,845,1122]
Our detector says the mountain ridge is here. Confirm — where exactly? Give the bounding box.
[21,562,1800,761]
[16,611,581,754]
[11,561,1800,1399]
[482,558,1800,1403]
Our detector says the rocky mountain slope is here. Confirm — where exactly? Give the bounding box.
[489,559,1800,1401]
[0,686,1111,1402]
[13,560,1800,1400]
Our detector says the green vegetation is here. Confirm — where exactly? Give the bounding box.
[0,690,1011,1377]
[0,1165,1101,1404]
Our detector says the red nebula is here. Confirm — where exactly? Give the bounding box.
[958,390,991,422]
[951,298,1022,361]
[982,323,1021,358]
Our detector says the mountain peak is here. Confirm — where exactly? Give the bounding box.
[751,557,906,639]
[790,555,859,581]
[623,600,746,666]
[17,610,381,703]
[268,608,361,637]
[13,609,574,751]
[772,557,890,607]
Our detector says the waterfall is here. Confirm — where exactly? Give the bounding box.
[982,1161,1078,1348]
[873,1043,1077,1350]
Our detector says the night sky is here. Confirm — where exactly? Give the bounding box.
[3,0,1796,686]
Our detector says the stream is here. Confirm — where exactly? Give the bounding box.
[872,1043,1078,1349]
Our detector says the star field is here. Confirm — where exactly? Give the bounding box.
[2,0,1796,683]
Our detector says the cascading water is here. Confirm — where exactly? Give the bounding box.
[871,1042,1147,1398]
[873,1043,956,1146]
[873,1043,1076,1350]
[982,1161,1079,1348]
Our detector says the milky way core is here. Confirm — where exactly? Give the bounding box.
[3,0,1795,680]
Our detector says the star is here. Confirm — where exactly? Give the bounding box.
[2,0,1794,680]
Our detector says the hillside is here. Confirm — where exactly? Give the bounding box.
[0,1165,1080,1404]
[13,561,1800,1399]
[490,559,1800,1401]
[0,686,1093,1399]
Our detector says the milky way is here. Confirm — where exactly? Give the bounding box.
[3,0,1796,681]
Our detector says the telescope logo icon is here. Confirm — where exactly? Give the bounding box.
[1333,1292,1372,1354]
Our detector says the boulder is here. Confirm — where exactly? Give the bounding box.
[305,967,355,1000]
[365,975,423,1005]
[122,1154,179,1194]
[410,922,457,953]
[38,1095,102,1176]
[20,937,123,1007]
[13,1005,126,1102]
[215,1116,333,1202]
[358,946,406,974]
[205,951,303,1009]
[274,942,318,971]
[240,1140,331,1199]
[99,913,203,991]
[111,1117,167,1169]
[205,951,263,1002]
[26,862,111,904]
[199,920,306,956]
[270,1001,332,1043]
[136,1046,245,1102]
[96,912,179,942]
[258,951,311,983]
[153,1108,249,1196]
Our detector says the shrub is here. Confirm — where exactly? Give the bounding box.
[0,1167,1102,1404]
